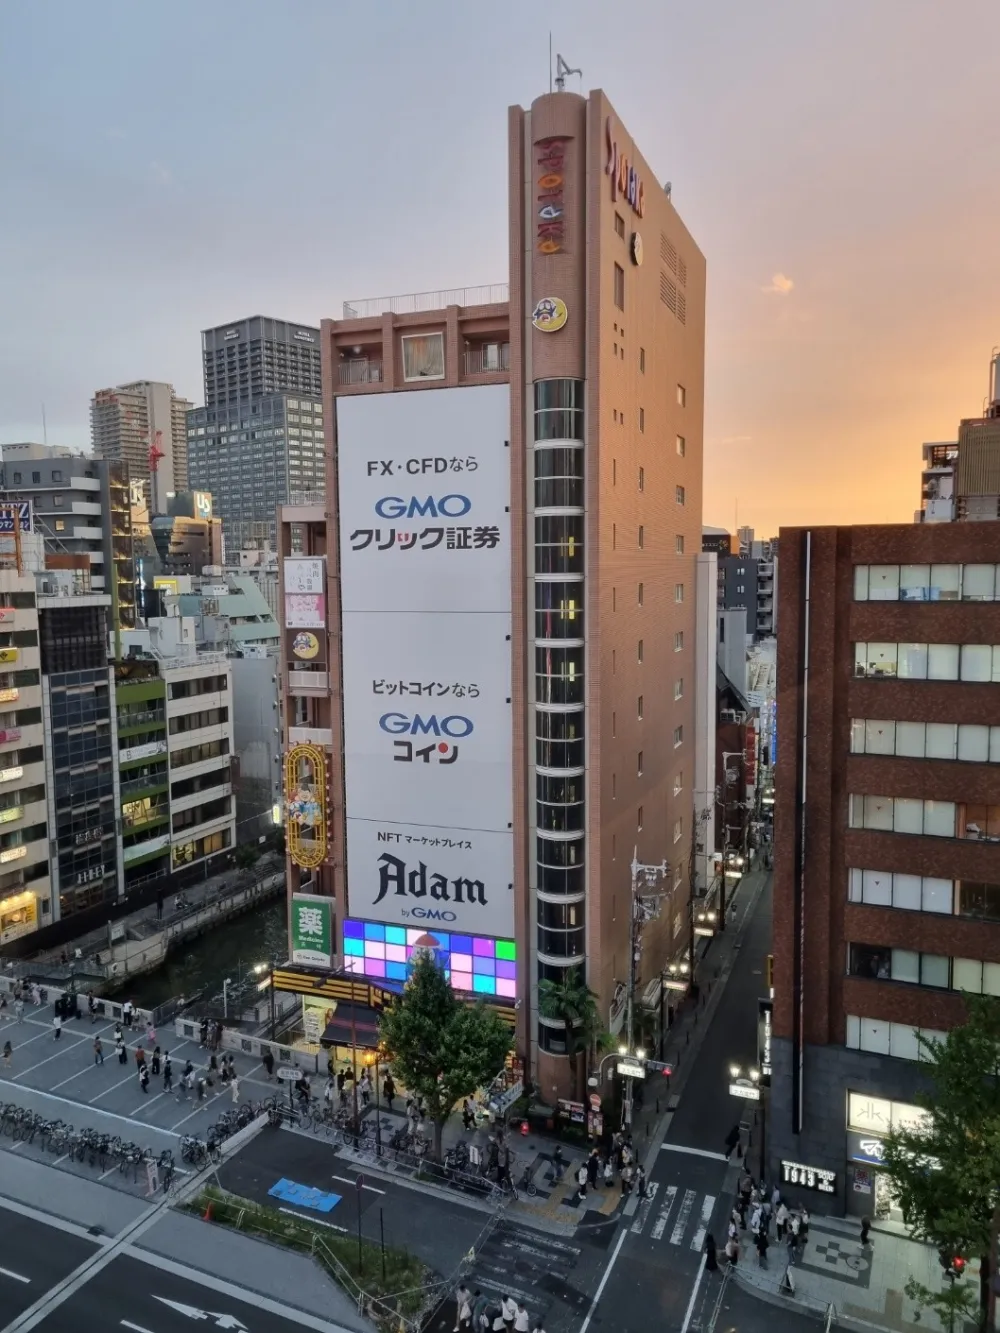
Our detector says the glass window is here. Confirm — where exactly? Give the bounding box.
[921,954,950,988]
[868,566,900,600]
[860,1017,891,1054]
[900,643,930,678]
[958,724,989,762]
[862,868,892,905]
[927,643,959,679]
[924,801,956,837]
[899,565,930,601]
[854,566,870,600]
[961,644,993,682]
[401,333,445,382]
[850,719,865,753]
[850,943,892,979]
[925,723,956,759]
[890,1024,921,1060]
[675,486,685,505]
[893,798,923,835]
[893,874,922,911]
[923,877,952,913]
[962,564,996,600]
[930,565,960,600]
[676,435,686,457]
[952,957,982,992]
[864,719,895,755]
[985,962,1000,997]
[865,795,893,830]
[613,263,625,310]
[866,643,900,676]
[892,949,920,983]
[895,721,925,756]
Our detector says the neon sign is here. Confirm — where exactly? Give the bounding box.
[605,117,644,218]
[285,742,328,870]
[535,136,571,254]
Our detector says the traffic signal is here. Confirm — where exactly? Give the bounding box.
[938,1249,967,1279]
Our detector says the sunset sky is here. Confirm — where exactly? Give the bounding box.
[1,0,997,537]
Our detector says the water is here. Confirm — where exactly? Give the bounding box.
[122,899,287,1010]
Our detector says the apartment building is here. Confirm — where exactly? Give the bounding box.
[90,380,192,511]
[772,523,1000,1217]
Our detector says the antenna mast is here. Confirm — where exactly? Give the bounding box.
[554,54,582,92]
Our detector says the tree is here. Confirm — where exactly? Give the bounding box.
[538,970,601,1099]
[234,843,259,871]
[377,952,512,1160]
[880,995,1000,1329]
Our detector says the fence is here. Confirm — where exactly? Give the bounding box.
[172,1017,322,1076]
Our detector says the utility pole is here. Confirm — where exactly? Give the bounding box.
[622,849,670,1129]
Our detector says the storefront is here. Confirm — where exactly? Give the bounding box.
[844,1090,930,1220]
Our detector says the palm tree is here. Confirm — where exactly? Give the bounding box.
[538,970,602,1099]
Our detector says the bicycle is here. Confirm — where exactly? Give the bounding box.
[518,1162,538,1197]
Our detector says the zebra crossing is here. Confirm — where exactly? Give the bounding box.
[443,1219,586,1322]
[633,1182,718,1250]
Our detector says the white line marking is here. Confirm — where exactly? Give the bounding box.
[12,1035,89,1080]
[0,1194,112,1245]
[578,1228,627,1333]
[660,1143,729,1162]
[52,1153,69,1166]
[671,1189,697,1245]
[99,1163,119,1180]
[89,1067,142,1103]
[50,1065,97,1091]
[0,1265,30,1283]
[631,1180,659,1234]
[650,1184,677,1240]
[331,1173,384,1195]
[680,1252,707,1333]
[121,1322,155,1333]
[169,1100,215,1131]
[278,1207,348,1233]
[690,1194,716,1251]
[0,1076,180,1137]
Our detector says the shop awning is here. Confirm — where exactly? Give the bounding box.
[320,1002,381,1050]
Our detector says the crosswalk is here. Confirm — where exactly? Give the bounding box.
[444,1219,585,1323]
[634,1183,717,1251]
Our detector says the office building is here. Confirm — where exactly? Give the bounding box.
[187,318,324,549]
[701,527,731,557]
[278,85,706,1092]
[772,522,1000,1216]
[90,381,192,512]
[915,350,1000,523]
[150,492,224,578]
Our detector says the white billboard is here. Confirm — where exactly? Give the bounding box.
[336,385,510,615]
[284,558,325,595]
[337,385,514,941]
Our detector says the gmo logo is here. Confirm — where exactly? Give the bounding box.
[374,495,471,520]
[378,713,473,738]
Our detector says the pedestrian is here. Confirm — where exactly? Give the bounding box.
[799,1207,810,1246]
[587,1149,600,1190]
[139,1063,149,1094]
[530,1323,547,1333]
[490,1306,506,1333]
[230,1075,240,1104]
[13,997,23,1022]
[146,1021,156,1046]
[454,1282,471,1333]
[113,1022,123,1045]
[196,1074,206,1102]
[750,1202,762,1237]
[383,1071,396,1112]
[576,1162,588,1198]
[199,1019,208,1048]
[472,1290,489,1333]
[151,1046,161,1077]
[501,1295,517,1333]
[210,1050,221,1079]
[621,1162,633,1196]
[789,1211,802,1258]
[635,1164,647,1199]
[775,1200,789,1240]
[93,1036,104,1064]
[116,1036,127,1065]
[122,999,134,1029]
[860,1215,872,1248]
[87,992,96,1023]
[31,983,41,1007]
[725,1235,739,1265]
[262,1048,274,1080]
[513,1304,529,1333]
[359,1069,371,1108]
[463,1097,476,1131]
[215,1020,223,1049]
[705,1232,718,1272]
[755,1228,769,1266]
[770,1182,781,1213]
[53,1013,62,1040]
[2,1039,11,1068]
[135,1044,146,1071]
[603,1155,614,1187]
[163,1052,173,1093]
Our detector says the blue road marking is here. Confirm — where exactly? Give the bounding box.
[268,1177,343,1213]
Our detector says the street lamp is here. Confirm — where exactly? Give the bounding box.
[728,1062,766,1175]
[620,850,670,1129]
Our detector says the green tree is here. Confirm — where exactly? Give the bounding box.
[377,952,511,1160]
[234,843,260,871]
[880,995,1000,1329]
[538,970,601,1099]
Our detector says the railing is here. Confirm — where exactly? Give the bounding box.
[463,344,510,375]
[285,491,325,508]
[343,284,509,320]
[338,359,383,386]
[120,773,167,798]
[118,708,165,728]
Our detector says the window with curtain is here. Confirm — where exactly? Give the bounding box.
[401,334,445,381]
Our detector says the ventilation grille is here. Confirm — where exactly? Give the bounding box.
[660,233,687,287]
[660,272,686,325]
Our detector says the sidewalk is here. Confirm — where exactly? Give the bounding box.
[731,1213,951,1333]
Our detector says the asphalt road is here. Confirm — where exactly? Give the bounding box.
[583,873,774,1333]
[0,1211,100,1325]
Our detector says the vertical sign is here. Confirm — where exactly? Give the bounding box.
[290,893,333,968]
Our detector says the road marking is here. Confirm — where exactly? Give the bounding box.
[279,1207,348,1234]
[631,1180,659,1234]
[0,1076,181,1137]
[0,1193,112,1245]
[0,1265,30,1283]
[680,1252,707,1333]
[99,1163,120,1180]
[660,1143,729,1162]
[170,1099,216,1131]
[50,1064,98,1091]
[650,1185,677,1240]
[578,1228,627,1333]
[331,1173,384,1194]
[671,1189,697,1245]
[154,1297,248,1328]
[12,1035,89,1080]
[89,1066,142,1103]
[121,1323,156,1333]
[52,1152,70,1166]
[690,1194,716,1251]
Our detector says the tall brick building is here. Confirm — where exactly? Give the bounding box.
[772,523,1000,1216]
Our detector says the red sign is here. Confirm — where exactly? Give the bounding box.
[0,609,13,624]
[745,727,757,777]
[535,137,571,254]
[605,118,645,218]
[0,728,21,746]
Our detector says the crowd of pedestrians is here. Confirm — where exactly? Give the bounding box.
[453,1283,546,1333]
[706,1169,810,1269]
[574,1131,646,1200]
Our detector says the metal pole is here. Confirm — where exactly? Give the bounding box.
[269,955,276,1039]
[623,857,638,1130]
[374,1053,382,1156]
[351,1003,359,1139]
[380,1207,386,1284]
[357,1192,363,1274]
[718,819,728,933]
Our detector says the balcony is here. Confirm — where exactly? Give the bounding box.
[342,284,509,320]
[463,343,510,376]
[120,772,168,800]
[170,781,232,815]
[339,359,383,386]
[288,725,333,747]
[287,669,328,695]
[118,707,166,732]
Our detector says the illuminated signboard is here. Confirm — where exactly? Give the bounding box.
[343,919,516,1000]
[0,806,23,825]
[0,689,17,704]
[605,117,645,217]
[0,766,24,784]
[285,742,328,870]
[0,845,27,864]
[535,136,571,254]
[0,649,18,665]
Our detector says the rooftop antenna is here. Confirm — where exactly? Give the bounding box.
[41,402,47,446]
[554,54,582,92]
[549,32,552,93]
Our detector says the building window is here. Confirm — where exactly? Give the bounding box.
[637,639,644,664]
[848,868,953,914]
[674,583,684,603]
[845,1016,947,1061]
[848,943,951,988]
[674,631,684,652]
[673,725,683,748]
[52,470,63,483]
[637,695,644,720]
[639,408,645,433]
[674,678,684,700]
[675,535,685,554]
[615,212,625,238]
[677,385,686,407]
[55,520,65,532]
[638,526,645,549]
[672,817,683,844]
[401,333,445,382]
[848,794,956,837]
[637,805,644,831]
[853,642,1000,682]
[637,582,644,606]
[11,472,21,484]
[674,771,683,796]
[676,486,686,506]
[637,751,644,777]
[850,718,1000,763]
[52,495,64,507]
[676,435,686,457]
[614,264,625,311]
[958,880,1000,922]
[639,348,645,373]
[638,466,644,492]
[31,472,40,484]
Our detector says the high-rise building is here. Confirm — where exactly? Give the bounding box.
[187,317,325,549]
[916,350,1000,523]
[90,381,193,513]
[277,85,706,1094]
[772,522,1000,1218]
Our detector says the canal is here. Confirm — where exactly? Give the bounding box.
[122,899,288,1010]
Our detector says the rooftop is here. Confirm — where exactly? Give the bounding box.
[341,283,509,321]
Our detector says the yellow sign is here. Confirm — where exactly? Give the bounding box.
[291,631,320,660]
[302,994,335,1045]
[285,742,328,870]
[0,806,23,825]
[0,688,18,704]
[154,577,180,597]
[0,649,18,665]
[531,297,568,333]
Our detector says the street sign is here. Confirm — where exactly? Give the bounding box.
[729,1079,761,1101]
[617,1057,646,1079]
[276,1065,300,1081]
[588,1092,602,1111]
[644,1060,673,1075]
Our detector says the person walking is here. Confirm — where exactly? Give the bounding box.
[163,1052,173,1093]
[358,1069,371,1108]
[261,1048,274,1081]
[13,996,23,1022]
[115,1034,127,1065]
[775,1200,789,1240]
[635,1163,647,1200]
[500,1295,517,1333]
[93,1036,104,1065]
[755,1227,769,1266]
[860,1215,872,1248]
[704,1232,719,1272]
[621,1161,634,1197]
[799,1207,810,1247]
[453,1282,471,1333]
[587,1149,600,1191]
[151,1046,161,1077]
[471,1290,489,1333]
[139,1062,150,1094]
[135,1044,146,1072]
[146,1022,156,1047]
[87,992,97,1024]
[122,999,134,1029]
[789,1210,802,1259]
[3,1039,12,1068]
[513,1303,530,1333]
[603,1155,614,1187]
[462,1097,476,1131]
[230,1074,240,1104]
[383,1071,396,1112]
[53,1012,62,1040]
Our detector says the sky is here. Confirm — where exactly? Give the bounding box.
[1,0,998,537]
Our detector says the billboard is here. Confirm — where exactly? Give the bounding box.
[285,593,325,629]
[284,558,325,595]
[0,501,32,534]
[337,385,514,943]
[290,893,334,968]
[285,743,328,870]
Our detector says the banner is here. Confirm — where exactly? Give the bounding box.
[290,893,333,968]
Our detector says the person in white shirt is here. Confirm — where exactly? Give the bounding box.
[501,1295,517,1332]
[513,1304,530,1333]
[776,1201,790,1239]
